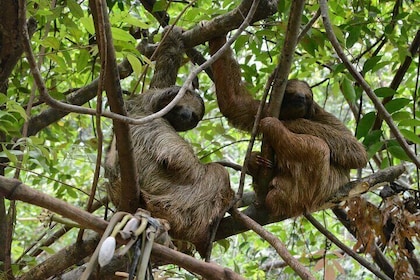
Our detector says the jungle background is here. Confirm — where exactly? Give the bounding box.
[0,0,419,279]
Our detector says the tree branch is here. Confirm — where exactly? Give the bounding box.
[0,176,108,233]
[304,214,392,280]
[182,0,278,47]
[0,176,245,280]
[89,0,140,213]
[18,237,99,280]
[152,243,246,280]
[232,208,315,279]
[215,165,406,240]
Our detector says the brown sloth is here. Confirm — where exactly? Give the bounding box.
[105,27,233,255]
[209,36,368,217]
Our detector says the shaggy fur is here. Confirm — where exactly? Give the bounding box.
[209,36,367,217]
[105,28,233,255]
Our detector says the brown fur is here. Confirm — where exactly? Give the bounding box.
[209,36,367,217]
[105,28,233,255]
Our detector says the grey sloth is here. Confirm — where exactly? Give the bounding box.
[105,27,233,256]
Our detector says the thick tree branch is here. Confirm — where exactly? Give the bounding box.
[152,243,246,280]
[215,165,406,240]
[182,0,278,47]
[0,176,245,280]
[18,237,99,280]
[89,0,140,213]
[0,176,108,233]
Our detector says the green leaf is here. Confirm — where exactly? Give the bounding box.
[398,119,420,127]
[66,186,78,198]
[216,239,230,252]
[153,0,167,12]
[400,129,420,145]
[301,36,317,57]
[332,25,345,44]
[41,37,61,50]
[40,246,56,255]
[0,93,7,105]
[385,98,410,114]
[111,27,136,42]
[363,56,381,74]
[374,87,397,98]
[48,54,68,70]
[233,35,248,53]
[8,101,28,121]
[126,53,142,76]
[363,130,382,147]
[388,145,411,161]
[392,111,411,121]
[346,26,361,48]
[340,76,356,103]
[0,147,23,164]
[76,49,90,72]
[67,0,84,18]
[356,111,376,139]
[367,141,383,159]
[372,61,392,73]
[124,15,151,29]
[80,16,95,34]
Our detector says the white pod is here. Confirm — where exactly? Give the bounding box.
[98,236,116,267]
[120,217,140,239]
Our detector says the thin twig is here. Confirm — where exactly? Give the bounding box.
[237,73,274,198]
[297,8,320,42]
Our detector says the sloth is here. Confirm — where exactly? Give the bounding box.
[209,36,368,217]
[105,27,234,255]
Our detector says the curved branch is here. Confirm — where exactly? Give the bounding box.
[182,0,278,47]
